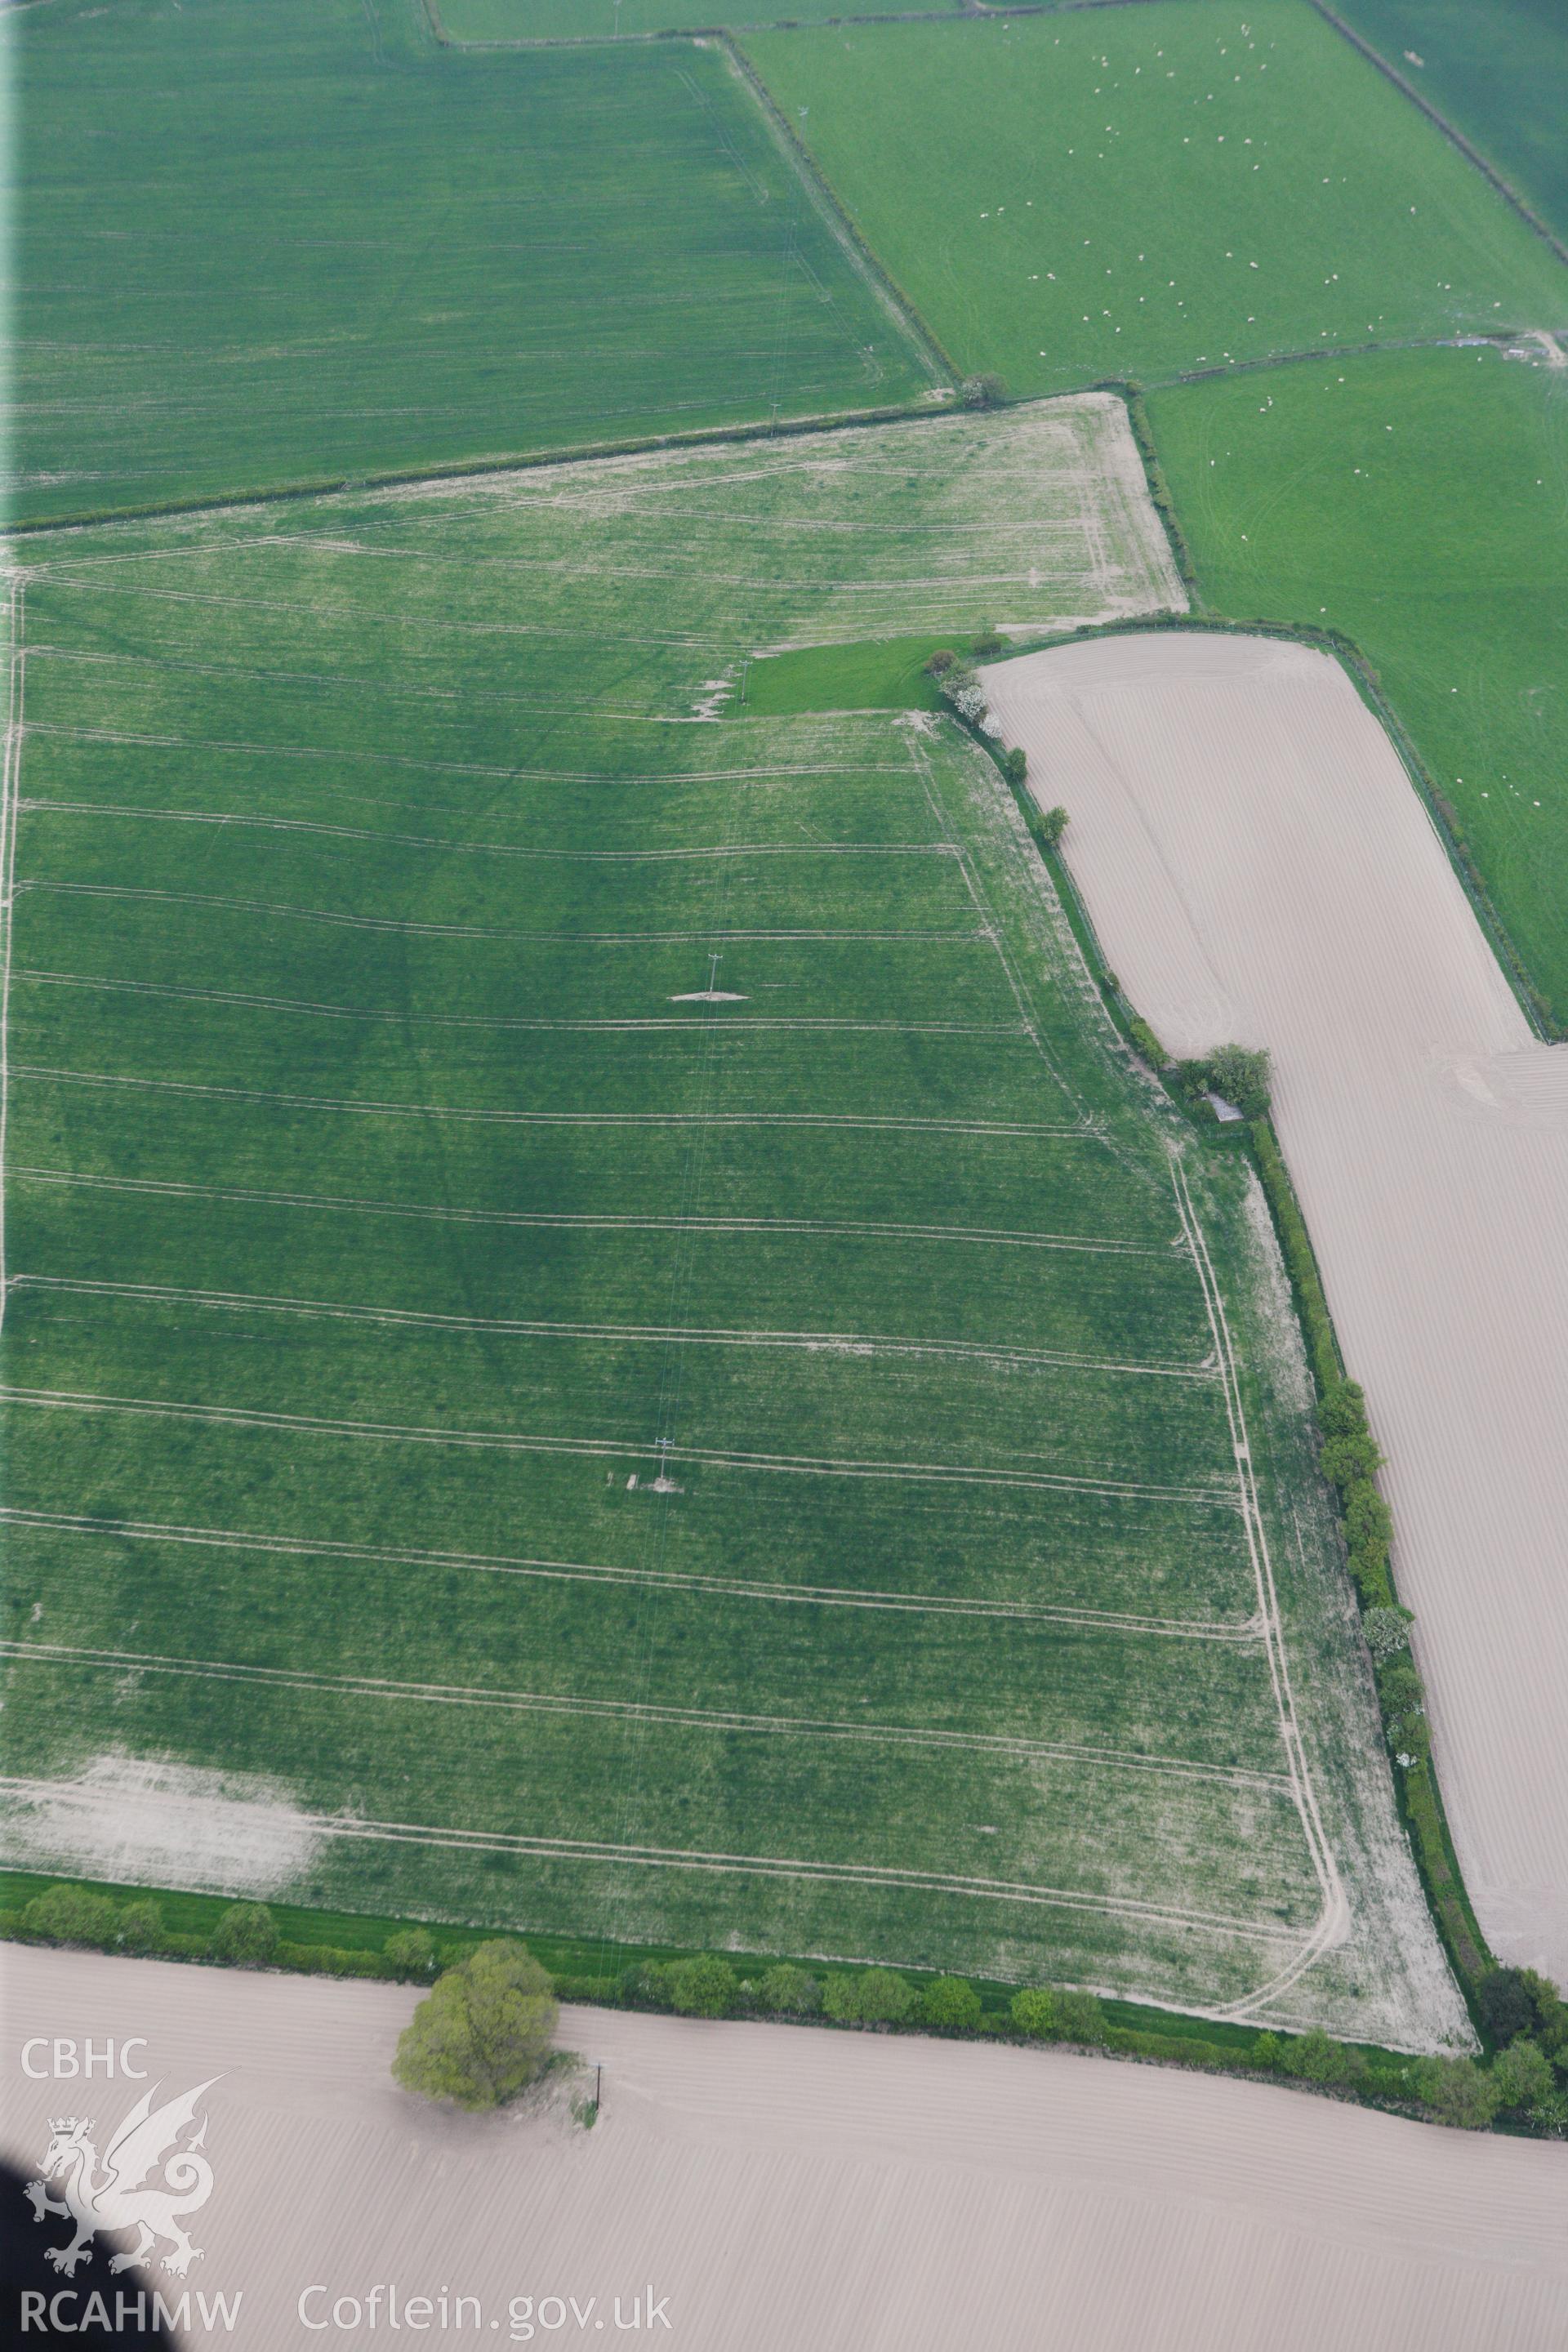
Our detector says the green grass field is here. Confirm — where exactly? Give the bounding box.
[744,635,960,716]
[744,0,1568,397]
[1147,345,1568,1023]
[13,0,937,523]
[1330,0,1568,245]
[0,407,1457,2042]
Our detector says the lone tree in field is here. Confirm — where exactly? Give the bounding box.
[394,1940,558,2112]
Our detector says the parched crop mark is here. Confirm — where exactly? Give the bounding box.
[1170,1156,1349,2017]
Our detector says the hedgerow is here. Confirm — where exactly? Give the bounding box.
[15,1879,1566,2130]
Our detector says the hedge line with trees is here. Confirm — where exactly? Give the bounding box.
[11,1876,1568,2132]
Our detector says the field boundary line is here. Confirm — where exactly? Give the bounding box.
[424,1,1223,55]
[10,394,975,537]
[16,1273,1217,1383]
[1,1505,1262,1641]
[1325,637,1561,1041]
[0,1637,1292,1793]
[7,339,1511,540]
[0,1771,1305,1949]
[0,575,25,1336]
[0,1383,1237,1504]
[430,8,989,54]
[903,717,1183,1214]
[1169,1158,1349,2020]
[902,722,1083,1119]
[982,596,1565,1037]
[715,32,956,393]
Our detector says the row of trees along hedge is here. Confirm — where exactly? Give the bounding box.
[4,1883,445,1982]
[15,1882,1568,2132]
[613,1954,1120,2048]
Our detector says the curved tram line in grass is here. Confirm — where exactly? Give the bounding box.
[1169,1159,1349,2018]
[0,1505,1263,1642]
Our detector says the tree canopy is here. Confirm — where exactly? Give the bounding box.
[394,1940,558,2111]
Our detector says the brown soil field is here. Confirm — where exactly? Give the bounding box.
[983,630,1568,1984]
[5,1947,1567,2350]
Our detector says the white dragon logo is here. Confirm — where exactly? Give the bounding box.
[25,2078,219,2278]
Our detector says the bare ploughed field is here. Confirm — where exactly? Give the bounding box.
[985,632,1568,1982]
[6,1947,1568,2351]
